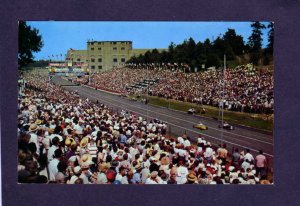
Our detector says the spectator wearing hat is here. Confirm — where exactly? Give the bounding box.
[68,166,82,184]
[131,164,143,184]
[18,70,271,184]
[97,163,109,184]
[79,154,94,184]
[145,171,162,184]
[28,124,40,155]
[186,172,198,184]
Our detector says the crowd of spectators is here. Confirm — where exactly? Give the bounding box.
[18,71,272,184]
[76,65,273,114]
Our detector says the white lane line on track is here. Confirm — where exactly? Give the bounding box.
[73,87,273,158]
[80,85,273,146]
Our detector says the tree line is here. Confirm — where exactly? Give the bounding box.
[18,21,274,70]
[127,21,274,70]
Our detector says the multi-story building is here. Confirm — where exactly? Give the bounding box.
[66,49,87,65]
[66,41,167,71]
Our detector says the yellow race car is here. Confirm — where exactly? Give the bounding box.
[193,122,208,130]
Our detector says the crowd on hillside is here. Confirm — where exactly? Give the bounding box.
[17,71,272,184]
[75,65,273,114]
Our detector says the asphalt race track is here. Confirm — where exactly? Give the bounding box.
[52,76,274,164]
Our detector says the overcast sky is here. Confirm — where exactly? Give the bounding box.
[27,21,270,60]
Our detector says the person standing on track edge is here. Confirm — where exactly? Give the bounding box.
[255,150,268,179]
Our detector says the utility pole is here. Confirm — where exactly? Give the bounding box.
[221,54,226,145]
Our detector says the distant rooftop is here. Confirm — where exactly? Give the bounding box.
[87,40,132,43]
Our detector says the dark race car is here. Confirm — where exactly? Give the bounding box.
[219,122,235,130]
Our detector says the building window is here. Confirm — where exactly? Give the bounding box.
[121,47,125,50]
[113,58,118,63]
[98,65,102,69]
[113,42,117,45]
[91,66,95,69]
[77,58,80,61]
[98,42,101,45]
[91,58,95,62]
[91,42,94,45]
[98,47,101,50]
[98,58,102,62]
[113,47,117,50]
[121,58,126,62]
[91,48,94,50]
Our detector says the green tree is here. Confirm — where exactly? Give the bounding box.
[206,53,221,68]
[223,28,245,55]
[151,49,161,63]
[266,22,274,55]
[160,51,169,63]
[18,21,43,68]
[168,42,176,63]
[195,41,207,70]
[248,21,266,64]
[212,36,235,61]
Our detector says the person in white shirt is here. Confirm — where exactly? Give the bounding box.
[73,120,83,133]
[241,159,251,172]
[244,149,254,163]
[176,161,189,184]
[145,171,163,184]
[47,136,60,162]
[184,137,191,148]
[115,166,129,184]
[204,145,214,163]
[48,149,63,182]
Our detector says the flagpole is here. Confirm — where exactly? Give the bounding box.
[221,54,226,145]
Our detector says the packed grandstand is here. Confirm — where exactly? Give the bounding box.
[74,64,273,114]
[17,68,272,184]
